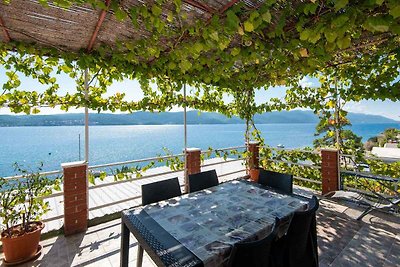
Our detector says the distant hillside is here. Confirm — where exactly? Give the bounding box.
[0,110,397,127]
[346,113,398,124]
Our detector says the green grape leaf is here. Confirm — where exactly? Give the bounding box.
[300,29,311,40]
[331,14,349,28]
[226,10,240,30]
[231,47,241,56]
[151,5,162,17]
[389,5,400,18]
[324,30,337,43]
[179,60,192,73]
[244,21,254,32]
[262,11,272,23]
[334,0,349,11]
[364,16,390,32]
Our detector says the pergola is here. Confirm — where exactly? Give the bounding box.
[1,0,400,260]
[1,0,397,81]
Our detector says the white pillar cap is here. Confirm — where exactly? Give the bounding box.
[61,161,87,169]
[184,148,201,152]
[247,141,260,145]
[321,148,339,152]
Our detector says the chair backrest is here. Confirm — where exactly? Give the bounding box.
[258,169,293,194]
[228,217,281,267]
[188,169,219,193]
[284,196,319,261]
[141,177,182,205]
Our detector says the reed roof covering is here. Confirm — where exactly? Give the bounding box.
[0,0,262,52]
[1,1,397,57]
[0,0,399,92]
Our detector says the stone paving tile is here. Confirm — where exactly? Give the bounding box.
[0,220,155,267]
[383,234,400,267]
[1,193,399,267]
[330,225,396,267]
[316,207,363,266]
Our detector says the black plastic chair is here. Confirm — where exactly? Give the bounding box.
[141,177,182,205]
[271,196,319,267]
[188,169,219,193]
[228,217,281,267]
[258,169,293,194]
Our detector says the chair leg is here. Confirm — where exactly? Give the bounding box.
[120,222,130,267]
[356,206,373,221]
[136,245,144,267]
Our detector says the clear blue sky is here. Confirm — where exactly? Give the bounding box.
[0,70,399,120]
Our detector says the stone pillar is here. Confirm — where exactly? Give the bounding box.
[247,141,260,173]
[321,149,340,195]
[62,161,88,236]
[185,148,201,192]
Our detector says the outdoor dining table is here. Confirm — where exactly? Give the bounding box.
[120,179,308,267]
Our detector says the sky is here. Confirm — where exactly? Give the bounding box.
[0,70,399,120]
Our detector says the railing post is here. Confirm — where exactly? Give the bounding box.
[321,148,340,195]
[185,148,201,192]
[246,141,260,173]
[62,161,88,236]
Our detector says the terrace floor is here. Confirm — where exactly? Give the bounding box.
[1,186,399,267]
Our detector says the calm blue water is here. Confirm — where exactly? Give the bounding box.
[0,123,399,176]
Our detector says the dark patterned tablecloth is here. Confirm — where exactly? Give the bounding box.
[129,180,307,267]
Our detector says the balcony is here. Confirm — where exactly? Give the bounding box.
[1,146,399,267]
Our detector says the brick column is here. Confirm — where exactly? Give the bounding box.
[246,141,259,173]
[321,149,340,195]
[184,148,201,192]
[62,161,88,236]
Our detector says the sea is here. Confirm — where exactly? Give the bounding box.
[0,123,399,177]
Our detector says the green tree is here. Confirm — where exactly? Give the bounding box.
[313,109,364,159]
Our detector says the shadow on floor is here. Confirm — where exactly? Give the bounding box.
[316,200,400,267]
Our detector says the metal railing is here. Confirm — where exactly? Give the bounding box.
[2,170,65,211]
[2,169,63,181]
[88,169,184,190]
[88,154,185,170]
[266,158,321,170]
[31,148,397,226]
[339,154,399,196]
[87,149,246,212]
[1,146,246,228]
[201,158,244,168]
[200,145,246,154]
[87,153,186,190]
[268,146,321,155]
[258,146,322,185]
[8,145,353,227]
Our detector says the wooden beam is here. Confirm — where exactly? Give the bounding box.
[204,0,238,24]
[183,0,216,14]
[87,0,111,52]
[0,16,11,42]
[219,0,239,14]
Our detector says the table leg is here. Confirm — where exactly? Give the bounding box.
[120,222,130,267]
[136,245,144,267]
